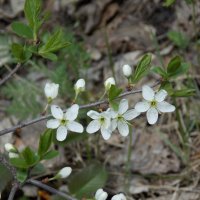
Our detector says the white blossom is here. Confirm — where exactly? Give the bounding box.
[135,85,175,125]
[46,104,83,141]
[44,82,59,101]
[86,110,112,140]
[122,64,132,78]
[110,99,140,137]
[5,143,17,153]
[104,77,115,91]
[95,188,108,200]
[9,152,19,158]
[111,193,126,200]
[57,167,72,178]
[74,79,85,93]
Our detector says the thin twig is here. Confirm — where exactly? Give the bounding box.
[0,81,160,136]
[0,63,21,86]
[8,183,19,200]
[26,179,77,200]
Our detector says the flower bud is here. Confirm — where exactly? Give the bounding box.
[4,143,17,153]
[44,82,59,102]
[104,77,115,91]
[95,188,108,200]
[111,193,126,200]
[122,64,132,78]
[56,167,72,179]
[74,79,85,93]
[9,152,19,158]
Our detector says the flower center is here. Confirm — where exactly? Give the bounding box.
[151,100,157,107]
[117,114,123,121]
[99,117,105,124]
[60,119,67,125]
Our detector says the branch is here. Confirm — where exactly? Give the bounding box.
[0,63,21,86]
[26,179,77,200]
[0,81,160,136]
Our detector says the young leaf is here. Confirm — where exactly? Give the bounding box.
[21,147,39,167]
[10,157,28,169]
[151,66,168,79]
[131,54,152,83]
[39,29,70,55]
[108,85,122,101]
[24,0,42,40]
[68,162,108,198]
[39,52,58,61]
[11,22,33,39]
[168,62,190,78]
[172,88,195,97]
[163,0,176,6]
[41,150,59,160]
[167,31,189,49]
[16,170,27,183]
[11,43,32,62]
[38,129,53,158]
[167,56,181,75]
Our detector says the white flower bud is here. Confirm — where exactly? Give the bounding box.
[111,193,126,200]
[95,188,108,200]
[57,167,72,179]
[5,143,17,153]
[104,77,115,91]
[74,79,85,92]
[122,64,132,78]
[44,82,59,100]
[9,152,19,158]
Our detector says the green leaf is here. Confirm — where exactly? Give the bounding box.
[167,31,189,49]
[167,55,181,74]
[172,88,195,97]
[108,85,122,101]
[0,163,12,192]
[151,66,168,79]
[68,162,108,198]
[38,129,53,158]
[11,43,32,62]
[131,54,152,83]
[39,52,58,61]
[24,0,42,40]
[16,170,27,183]
[10,157,28,169]
[39,29,70,55]
[21,147,39,167]
[163,0,176,6]
[41,150,59,160]
[11,21,33,39]
[31,163,46,176]
[168,62,190,78]
[160,81,174,95]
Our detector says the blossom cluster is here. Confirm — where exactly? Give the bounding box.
[44,65,175,141]
[95,188,126,200]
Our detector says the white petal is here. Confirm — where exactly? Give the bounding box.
[51,105,63,119]
[146,108,158,125]
[87,110,100,119]
[86,120,101,134]
[95,189,108,200]
[44,83,59,99]
[155,89,168,102]
[117,121,129,137]
[58,167,72,178]
[56,126,67,141]
[111,193,126,200]
[65,104,79,121]
[157,101,175,113]
[101,127,111,140]
[119,99,129,114]
[101,117,111,129]
[67,121,83,133]
[135,101,150,112]
[111,119,117,131]
[142,85,155,101]
[46,119,60,129]
[123,109,140,120]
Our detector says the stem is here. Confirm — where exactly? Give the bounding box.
[103,28,116,80]
[0,63,21,86]
[8,183,19,200]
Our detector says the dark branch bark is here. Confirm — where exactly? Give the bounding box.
[26,179,77,200]
[0,63,21,86]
